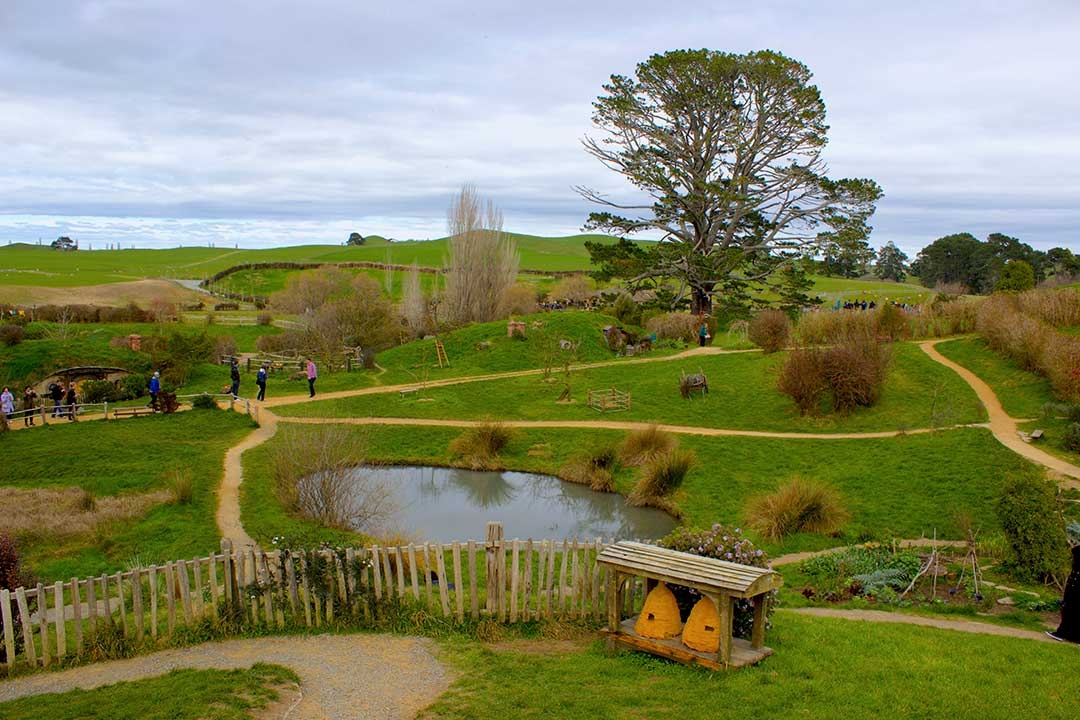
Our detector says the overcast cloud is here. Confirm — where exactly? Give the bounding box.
[1,0,1078,256]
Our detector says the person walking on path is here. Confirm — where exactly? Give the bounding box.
[22,386,37,426]
[1048,543,1080,643]
[229,358,241,397]
[698,322,710,348]
[255,363,268,401]
[305,357,317,398]
[0,387,14,422]
[49,381,64,417]
[64,383,78,421]
[148,371,161,411]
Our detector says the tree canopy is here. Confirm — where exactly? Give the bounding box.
[579,49,882,315]
[911,232,1048,294]
[874,242,909,283]
[51,236,76,251]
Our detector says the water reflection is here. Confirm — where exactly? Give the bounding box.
[346,466,676,542]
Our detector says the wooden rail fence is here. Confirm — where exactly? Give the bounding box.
[0,524,649,673]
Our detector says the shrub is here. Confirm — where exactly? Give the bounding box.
[798,545,923,598]
[191,393,220,410]
[449,420,517,470]
[611,293,641,327]
[645,312,706,343]
[0,324,24,346]
[619,425,676,467]
[170,468,194,504]
[629,449,696,505]
[0,532,35,663]
[1064,422,1080,453]
[746,476,849,541]
[119,373,148,401]
[875,302,909,341]
[995,472,1070,583]
[659,524,771,639]
[257,312,274,326]
[80,379,119,404]
[215,335,238,364]
[777,345,827,415]
[822,341,891,413]
[271,426,396,533]
[748,309,790,353]
[560,445,618,493]
[498,283,539,317]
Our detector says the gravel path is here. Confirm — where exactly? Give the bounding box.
[0,634,454,719]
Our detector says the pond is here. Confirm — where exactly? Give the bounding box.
[347,465,676,543]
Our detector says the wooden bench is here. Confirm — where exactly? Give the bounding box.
[1030,429,1044,441]
[399,387,419,398]
[112,407,156,419]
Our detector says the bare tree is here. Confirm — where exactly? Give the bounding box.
[401,261,428,338]
[271,426,399,534]
[443,185,519,325]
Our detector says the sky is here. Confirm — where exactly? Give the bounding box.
[1,0,1078,257]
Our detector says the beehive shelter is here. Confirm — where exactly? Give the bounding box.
[598,541,783,670]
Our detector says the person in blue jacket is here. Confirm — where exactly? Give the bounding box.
[256,363,268,401]
[148,371,161,410]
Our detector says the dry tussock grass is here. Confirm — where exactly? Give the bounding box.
[0,486,170,540]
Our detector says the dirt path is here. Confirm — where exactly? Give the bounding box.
[782,607,1064,643]
[274,414,981,441]
[216,408,279,551]
[920,339,1080,486]
[0,633,454,718]
[771,538,969,567]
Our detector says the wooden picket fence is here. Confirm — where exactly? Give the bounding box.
[0,524,644,673]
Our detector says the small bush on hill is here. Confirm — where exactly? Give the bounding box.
[748,309,790,353]
[560,445,619,492]
[0,324,24,346]
[619,425,676,467]
[777,345,827,415]
[645,312,708,343]
[629,449,696,507]
[191,393,220,410]
[80,379,118,404]
[1063,422,1080,453]
[119,373,149,401]
[746,476,849,541]
[875,302,909,341]
[449,420,517,470]
[995,472,1070,584]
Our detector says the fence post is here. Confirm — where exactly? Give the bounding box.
[485,522,504,616]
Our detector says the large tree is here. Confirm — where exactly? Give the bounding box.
[874,241,909,282]
[578,49,882,315]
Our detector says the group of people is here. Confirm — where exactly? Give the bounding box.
[228,356,317,401]
[0,381,78,425]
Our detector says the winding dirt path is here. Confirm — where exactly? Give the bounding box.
[781,608,1064,643]
[920,339,1080,486]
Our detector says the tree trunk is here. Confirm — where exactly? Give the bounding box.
[690,286,713,316]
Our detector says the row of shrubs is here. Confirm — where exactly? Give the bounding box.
[0,303,157,325]
[976,294,1080,402]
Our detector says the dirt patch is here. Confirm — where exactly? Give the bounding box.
[0,486,171,539]
[0,279,203,307]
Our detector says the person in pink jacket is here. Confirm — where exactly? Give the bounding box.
[305,357,317,398]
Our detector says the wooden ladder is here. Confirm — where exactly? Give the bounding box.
[435,339,450,368]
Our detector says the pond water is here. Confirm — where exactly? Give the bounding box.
[347,465,676,543]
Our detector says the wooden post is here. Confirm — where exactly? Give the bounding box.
[558,540,570,615]
[467,540,478,621]
[36,583,50,667]
[115,572,128,638]
[537,541,548,617]
[509,540,520,623]
[751,594,767,649]
[132,570,144,643]
[485,523,503,617]
[164,563,176,634]
[523,539,534,620]
[407,545,420,600]
[71,578,83,657]
[148,566,158,639]
[715,592,733,667]
[423,544,434,608]
[370,547,383,602]
[53,581,66,658]
[15,587,35,667]
[394,546,406,599]
[208,553,219,619]
[1,589,16,670]
[86,575,97,635]
[452,543,464,622]
[285,553,299,616]
[435,544,451,617]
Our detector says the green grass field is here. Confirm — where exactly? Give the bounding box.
[0,663,298,720]
[0,409,255,580]
[275,340,986,434]
[421,615,1079,719]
